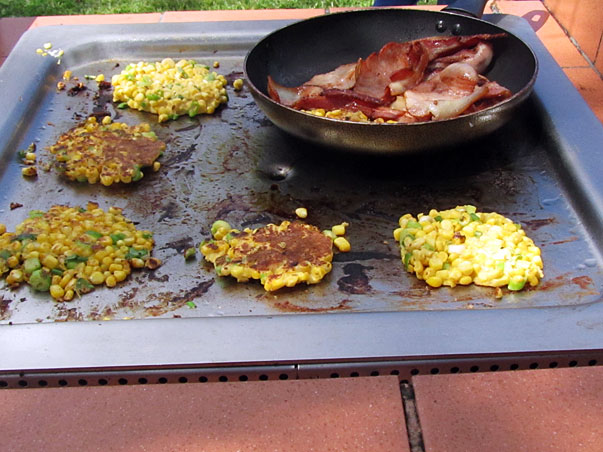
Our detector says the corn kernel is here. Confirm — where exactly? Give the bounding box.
[334,237,351,252]
[295,207,308,219]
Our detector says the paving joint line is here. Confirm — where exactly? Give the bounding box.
[400,381,426,452]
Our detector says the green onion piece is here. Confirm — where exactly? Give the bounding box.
[11,233,37,242]
[211,220,231,237]
[110,233,126,244]
[434,215,443,222]
[215,265,222,275]
[117,102,128,109]
[146,93,161,101]
[443,262,451,270]
[23,257,41,274]
[399,231,415,247]
[469,213,481,222]
[142,233,153,239]
[75,277,94,295]
[406,220,422,229]
[28,210,44,218]
[497,262,505,271]
[141,131,157,140]
[186,301,196,309]
[422,243,435,251]
[65,255,88,269]
[474,231,483,237]
[465,205,477,214]
[51,268,64,276]
[125,248,148,260]
[132,165,143,182]
[142,75,152,85]
[184,247,196,260]
[169,113,179,120]
[86,230,103,239]
[125,73,135,81]
[403,252,412,270]
[29,269,51,292]
[507,279,526,291]
[0,250,11,260]
[205,73,215,81]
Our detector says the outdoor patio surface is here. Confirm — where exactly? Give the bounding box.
[0,1,602,451]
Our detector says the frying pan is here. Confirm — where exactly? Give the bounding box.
[244,4,538,154]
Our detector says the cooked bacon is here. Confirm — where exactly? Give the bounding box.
[353,41,429,100]
[305,62,357,89]
[267,33,510,122]
[428,41,494,74]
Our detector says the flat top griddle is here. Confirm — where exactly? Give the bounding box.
[0,14,601,374]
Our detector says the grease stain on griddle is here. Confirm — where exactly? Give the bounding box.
[522,217,557,230]
[337,263,373,295]
[159,237,196,254]
[572,275,595,291]
[271,298,352,313]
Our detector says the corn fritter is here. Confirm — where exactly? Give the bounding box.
[111,58,228,122]
[394,205,543,291]
[0,203,157,301]
[200,220,333,292]
[49,116,165,186]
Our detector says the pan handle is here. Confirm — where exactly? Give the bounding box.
[437,0,488,18]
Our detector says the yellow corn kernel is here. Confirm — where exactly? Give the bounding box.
[25,152,36,162]
[89,271,105,285]
[334,237,351,252]
[63,289,75,301]
[113,270,128,282]
[50,284,65,300]
[130,258,145,268]
[105,275,117,288]
[95,74,105,82]
[22,166,37,177]
[233,78,244,90]
[101,115,112,125]
[426,276,443,288]
[153,161,161,172]
[295,207,308,219]
[332,223,348,236]
[0,223,6,235]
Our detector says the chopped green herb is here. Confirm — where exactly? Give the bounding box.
[508,279,526,291]
[28,210,44,218]
[184,247,196,260]
[117,102,128,109]
[85,230,103,239]
[110,233,126,244]
[403,252,412,270]
[65,254,88,269]
[125,247,148,260]
[75,278,94,295]
[0,250,11,260]
[469,213,481,222]
[23,257,41,274]
[11,233,37,242]
[434,215,443,222]
[186,301,196,309]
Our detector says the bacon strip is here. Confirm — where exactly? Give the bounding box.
[267,33,510,122]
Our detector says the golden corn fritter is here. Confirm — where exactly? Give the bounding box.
[49,116,165,186]
[0,203,158,301]
[111,58,228,123]
[200,220,334,292]
[394,205,544,292]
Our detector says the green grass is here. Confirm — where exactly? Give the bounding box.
[0,1,361,17]
[0,0,437,18]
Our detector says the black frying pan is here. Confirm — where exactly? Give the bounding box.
[244,5,538,154]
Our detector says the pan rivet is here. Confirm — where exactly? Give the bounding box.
[436,20,447,32]
[452,23,462,35]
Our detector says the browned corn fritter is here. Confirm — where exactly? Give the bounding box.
[0,203,158,301]
[49,116,165,186]
[394,205,544,291]
[200,220,334,291]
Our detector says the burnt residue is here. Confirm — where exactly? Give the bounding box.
[337,263,373,295]
[158,201,180,222]
[522,217,557,231]
[225,71,244,85]
[272,298,353,313]
[144,279,214,316]
[0,297,12,320]
[161,142,197,167]
[54,307,84,322]
[333,251,397,263]
[67,83,87,96]
[160,237,196,254]
[174,122,202,133]
[572,275,594,290]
